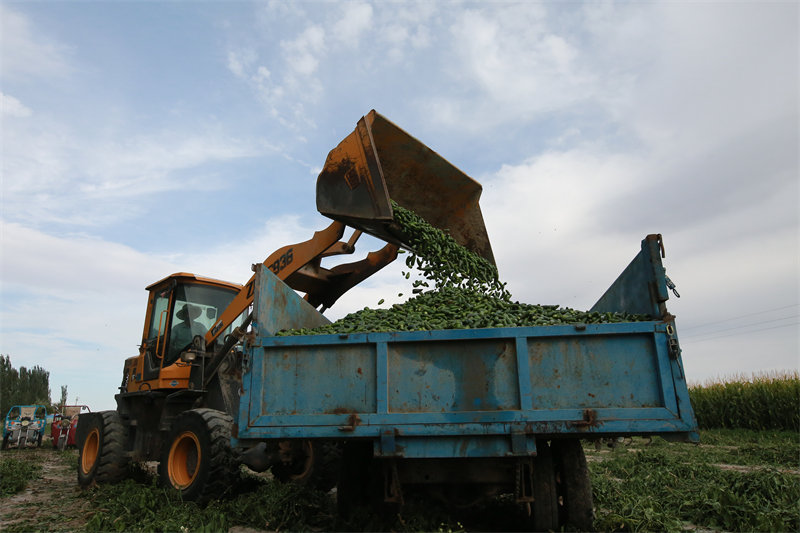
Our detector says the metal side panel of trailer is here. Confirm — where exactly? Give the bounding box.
[234,234,698,458]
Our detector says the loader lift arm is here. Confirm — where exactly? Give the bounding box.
[202,220,398,348]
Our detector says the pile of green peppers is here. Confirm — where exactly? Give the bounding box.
[278,204,650,336]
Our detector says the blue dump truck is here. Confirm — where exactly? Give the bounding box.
[77,111,697,531]
[235,234,697,530]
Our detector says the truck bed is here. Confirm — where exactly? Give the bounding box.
[235,235,698,458]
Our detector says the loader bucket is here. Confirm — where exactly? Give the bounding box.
[316,110,495,264]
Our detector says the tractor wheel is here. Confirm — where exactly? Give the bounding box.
[37,433,42,447]
[18,435,27,449]
[77,411,129,488]
[158,408,234,504]
[1,434,8,450]
[553,439,594,531]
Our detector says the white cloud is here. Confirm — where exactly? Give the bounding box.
[332,2,373,47]
[227,49,257,79]
[0,5,72,80]
[2,119,273,227]
[281,25,326,77]
[1,93,32,117]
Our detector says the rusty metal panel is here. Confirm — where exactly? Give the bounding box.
[591,234,670,319]
[252,264,330,336]
[249,343,376,418]
[235,235,700,455]
[386,339,520,413]
[527,333,662,410]
[316,110,495,264]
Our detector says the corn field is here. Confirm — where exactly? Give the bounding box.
[689,371,799,431]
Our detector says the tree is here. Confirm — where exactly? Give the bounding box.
[0,355,52,416]
[60,385,68,409]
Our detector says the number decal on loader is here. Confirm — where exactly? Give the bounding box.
[269,248,293,275]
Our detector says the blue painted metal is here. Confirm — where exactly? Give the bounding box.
[251,264,330,336]
[235,235,699,458]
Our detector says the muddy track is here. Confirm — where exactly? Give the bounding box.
[0,445,90,532]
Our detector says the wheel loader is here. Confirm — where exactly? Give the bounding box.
[77,110,697,530]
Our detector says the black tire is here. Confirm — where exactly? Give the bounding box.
[337,441,374,521]
[529,440,559,532]
[18,435,27,449]
[1,434,8,450]
[272,440,340,492]
[553,439,594,531]
[272,440,315,484]
[77,411,129,488]
[158,408,234,504]
[37,433,42,447]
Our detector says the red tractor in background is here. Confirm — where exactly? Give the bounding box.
[52,405,91,450]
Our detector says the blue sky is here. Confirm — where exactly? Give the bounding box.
[1,1,797,411]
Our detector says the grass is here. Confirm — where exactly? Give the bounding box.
[0,453,43,496]
[588,431,800,532]
[76,429,799,532]
[2,429,797,532]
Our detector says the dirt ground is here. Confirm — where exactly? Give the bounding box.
[0,443,90,532]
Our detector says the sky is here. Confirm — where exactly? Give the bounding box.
[1,1,797,411]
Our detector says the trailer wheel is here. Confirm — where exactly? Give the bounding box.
[553,439,594,531]
[77,411,128,488]
[158,408,233,503]
[337,441,374,520]
[528,440,559,532]
[272,440,340,492]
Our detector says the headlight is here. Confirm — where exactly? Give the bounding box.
[21,420,30,427]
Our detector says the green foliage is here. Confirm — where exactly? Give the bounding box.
[0,354,53,416]
[689,371,800,431]
[0,456,43,496]
[84,474,334,532]
[73,430,798,532]
[589,441,800,532]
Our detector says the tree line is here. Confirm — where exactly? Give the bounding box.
[0,354,55,416]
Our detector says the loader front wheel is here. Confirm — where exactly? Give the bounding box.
[77,411,129,488]
[158,408,234,503]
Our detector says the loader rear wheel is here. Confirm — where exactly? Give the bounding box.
[158,408,233,503]
[77,411,129,488]
[553,439,594,531]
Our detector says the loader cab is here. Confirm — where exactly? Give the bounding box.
[135,273,244,388]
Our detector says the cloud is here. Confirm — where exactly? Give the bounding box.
[1,93,32,117]
[2,119,273,227]
[281,25,326,77]
[332,2,373,48]
[0,5,73,80]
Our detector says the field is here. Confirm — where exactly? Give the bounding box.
[1,427,798,532]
